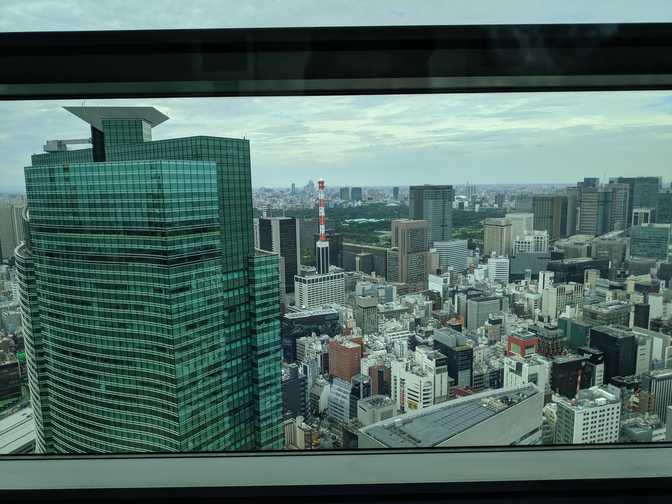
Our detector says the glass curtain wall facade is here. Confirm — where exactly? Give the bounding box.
[15,107,282,453]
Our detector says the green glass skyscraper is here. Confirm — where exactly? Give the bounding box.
[15,106,283,453]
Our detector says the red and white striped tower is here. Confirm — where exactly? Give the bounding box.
[316,178,330,274]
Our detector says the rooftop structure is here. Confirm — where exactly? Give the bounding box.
[0,408,35,454]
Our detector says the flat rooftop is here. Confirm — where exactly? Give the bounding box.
[360,384,538,448]
[0,407,35,454]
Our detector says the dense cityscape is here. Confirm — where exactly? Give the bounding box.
[1,105,672,453]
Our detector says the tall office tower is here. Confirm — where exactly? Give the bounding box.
[359,384,544,448]
[640,369,672,422]
[433,239,468,272]
[291,182,296,195]
[512,230,549,255]
[483,218,512,257]
[0,203,26,261]
[258,216,301,293]
[16,106,282,453]
[657,190,672,224]
[632,207,655,226]
[339,187,350,201]
[354,296,379,335]
[392,186,400,200]
[313,229,343,268]
[541,282,584,320]
[505,212,534,240]
[409,185,455,243]
[390,219,430,292]
[630,224,671,260]
[282,363,307,419]
[350,187,363,202]
[487,255,510,284]
[589,326,637,382]
[578,187,610,235]
[495,193,505,208]
[604,182,630,232]
[555,386,621,444]
[532,195,575,240]
[613,176,662,227]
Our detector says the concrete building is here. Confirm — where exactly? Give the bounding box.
[555,385,622,444]
[505,212,534,241]
[632,207,655,226]
[391,346,451,413]
[640,369,672,422]
[533,195,576,239]
[358,384,544,448]
[282,363,307,419]
[466,296,504,331]
[487,255,510,284]
[409,185,455,243]
[541,282,584,320]
[0,408,35,454]
[391,219,430,292]
[283,416,313,450]
[433,328,473,388]
[433,239,468,272]
[327,378,353,424]
[257,216,301,293]
[589,325,637,382]
[630,224,670,261]
[583,301,630,327]
[484,218,512,257]
[328,339,363,382]
[294,270,346,309]
[512,231,549,255]
[503,354,551,394]
[357,395,396,426]
[354,296,379,335]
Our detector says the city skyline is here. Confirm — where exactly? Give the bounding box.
[2,91,672,192]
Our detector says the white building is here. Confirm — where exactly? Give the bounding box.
[294,270,345,309]
[433,239,469,272]
[391,346,451,414]
[555,385,622,444]
[487,255,510,284]
[505,212,534,240]
[503,354,551,394]
[512,230,549,255]
[541,282,584,320]
[539,270,555,291]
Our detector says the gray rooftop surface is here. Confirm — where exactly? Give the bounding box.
[360,384,538,448]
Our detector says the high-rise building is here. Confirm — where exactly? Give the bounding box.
[495,193,505,208]
[282,363,307,419]
[505,212,534,240]
[0,203,26,261]
[328,339,363,382]
[294,270,345,309]
[640,369,672,423]
[433,328,473,388]
[16,106,282,453]
[578,183,630,235]
[612,176,661,227]
[258,216,301,293]
[354,296,379,335]
[532,195,576,239]
[392,186,400,200]
[409,185,455,243]
[503,354,550,394]
[589,325,637,382]
[350,187,363,202]
[358,384,544,448]
[432,239,468,272]
[483,218,512,257]
[550,355,594,398]
[391,346,451,413]
[339,187,350,201]
[541,282,584,320]
[657,190,672,224]
[487,255,510,284]
[632,207,655,226]
[391,219,430,292]
[313,229,343,268]
[555,385,621,444]
[630,224,670,260]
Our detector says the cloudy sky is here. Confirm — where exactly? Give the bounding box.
[1,1,671,191]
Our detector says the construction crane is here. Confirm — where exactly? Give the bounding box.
[43,138,91,152]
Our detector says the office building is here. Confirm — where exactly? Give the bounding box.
[358,384,544,448]
[589,326,637,382]
[583,301,630,327]
[339,187,350,201]
[612,176,661,227]
[328,339,363,382]
[578,347,606,387]
[283,416,313,450]
[343,243,388,276]
[350,187,363,202]
[533,195,576,239]
[503,354,550,394]
[0,203,26,261]
[433,328,473,388]
[312,229,343,268]
[550,355,594,398]
[354,296,379,335]
[391,346,451,413]
[392,186,400,200]
[282,364,307,419]
[546,257,610,284]
[349,374,372,419]
[630,224,670,261]
[294,270,346,309]
[555,385,622,444]
[558,318,593,350]
[591,233,628,268]
[483,218,512,256]
[16,107,283,453]
[640,369,672,422]
[391,219,430,292]
[327,378,353,424]
[258,216,301,293]
[507,329,539,357]
[357,395,396,426]
[0,408,35,455]
[657,190,672,224]
[541,282,584,320]
[433,239,468,272]
[487,255,510,284]
[409,185,454,243]
[512,231,549,255]
[506,212,534,240]
[281,307,340,362]
[578,183,630,235]
[466,296,504,331]
[632,207,655,226]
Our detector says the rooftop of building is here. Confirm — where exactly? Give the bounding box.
[0,407,34,455]
[65,106,169,130]
[584,301,631,314]
[557,386,620,410]
[590,324,634,338]
[359,395,395,409]
[360,384,539,448]
[283,306,339,319]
